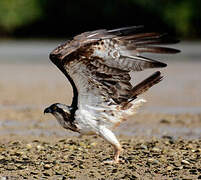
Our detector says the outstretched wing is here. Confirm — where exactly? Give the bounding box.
[49,26,179,111]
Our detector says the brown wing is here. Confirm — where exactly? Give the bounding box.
[49,26,180,108]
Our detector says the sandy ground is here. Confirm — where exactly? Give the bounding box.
[0,51,201,178]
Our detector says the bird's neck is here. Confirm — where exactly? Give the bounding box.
[69,105,77,122]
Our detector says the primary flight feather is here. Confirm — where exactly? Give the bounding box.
[44,26,180,163]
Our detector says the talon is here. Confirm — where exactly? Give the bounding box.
[103,158,124,164]
[103,159,118,164]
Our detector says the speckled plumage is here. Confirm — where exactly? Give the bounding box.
[46,26,180,163]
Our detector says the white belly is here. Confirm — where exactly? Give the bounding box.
[75,108,100,135]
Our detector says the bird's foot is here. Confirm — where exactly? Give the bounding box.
[103,159,119,164]
[103,158,124,164]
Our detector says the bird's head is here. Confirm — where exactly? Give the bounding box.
[44,103,72,120]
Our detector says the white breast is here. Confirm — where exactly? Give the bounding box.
[74,103,120,135]
[75,108,99,135]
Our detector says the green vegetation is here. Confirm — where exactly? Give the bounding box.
[0,0,42,33]
[0,0,200,39]
[133,0,200,38]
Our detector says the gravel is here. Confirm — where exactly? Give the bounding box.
[0,136,201,179]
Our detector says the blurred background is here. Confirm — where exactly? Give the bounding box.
[0,0,201,39]
[0,0,201,138]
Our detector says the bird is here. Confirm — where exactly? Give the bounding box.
[44,26,180,163]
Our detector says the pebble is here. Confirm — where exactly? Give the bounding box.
[152,147,161,153]
[16,164,26,170]
[147,158,159,164]
[31,171,38,175]
[63,155,68,161]
[167,166,173,171]
[44,164,52,169]
[181,160,190,165]
[15,151,24,156]
[90,142,97,146]
[43,172,50,176]
[0,155,5,160]
[26,143,32,149]
[36,145,44,150]
[55,170,63,175]
[22,155,29,160]
[140,144,148,150]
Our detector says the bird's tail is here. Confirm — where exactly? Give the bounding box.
[121,71,163,109]
[131,71,163,98]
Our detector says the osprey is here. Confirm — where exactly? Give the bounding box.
[44,26,179,163]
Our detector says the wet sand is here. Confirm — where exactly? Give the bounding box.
[0,42,201,179]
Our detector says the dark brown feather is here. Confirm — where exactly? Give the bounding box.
[136,46,180,54]
[130,71,163,99]
[119,32,162,41]
[121,71,163,109]
[135,38,180,46]
[108,26,144,35]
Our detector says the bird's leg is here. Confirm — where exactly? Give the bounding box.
[113,144,122,163]
[99,126,122,163]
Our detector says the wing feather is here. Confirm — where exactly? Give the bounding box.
[135,46,180,54]
[49,26,180,109]
[107,25,144,35]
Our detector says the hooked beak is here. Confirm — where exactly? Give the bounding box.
[44,107,52,114]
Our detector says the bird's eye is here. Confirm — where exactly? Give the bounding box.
[53,106,57,111]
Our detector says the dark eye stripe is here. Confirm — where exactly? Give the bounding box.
[57,108,65,115]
